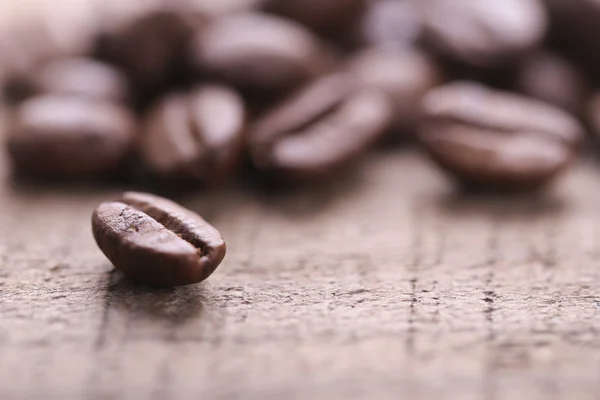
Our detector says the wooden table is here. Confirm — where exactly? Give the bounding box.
[1,148,599,399]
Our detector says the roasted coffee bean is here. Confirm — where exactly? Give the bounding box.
[346,48,443,135]
[0,17,97,104]
[92,191,226,287]
[140,85,246,186]
[514,52,589,116]
[250,74,393,180]
[7,95,136,179]
[14,58,129,104]
[358,0,422,49]
[420,82,583,191]
[99,9,194,100]
[421,0,548,68]
[189,12,328,96]
[261,0,366,39]
[188,0,266,18]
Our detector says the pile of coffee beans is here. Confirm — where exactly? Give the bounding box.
[2,0,594,191]
[2,0,600,286]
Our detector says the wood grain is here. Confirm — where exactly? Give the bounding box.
[0,148,599,399]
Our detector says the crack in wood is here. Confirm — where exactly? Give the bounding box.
[95,269,119,350]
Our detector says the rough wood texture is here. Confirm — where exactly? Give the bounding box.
[0,148,599,399]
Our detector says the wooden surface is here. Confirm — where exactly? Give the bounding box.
[0,147,599,400]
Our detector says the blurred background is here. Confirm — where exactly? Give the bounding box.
[0,0,596,192]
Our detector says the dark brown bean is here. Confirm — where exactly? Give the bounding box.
[250,73,393,180]
[6,95,136,179]
[346,47,443,135]
[514,51,589,117]
[99,9,194,100]
[189,12,328,96]
[420,82,583,191]
[0,18,96,103]
[92,191,226,287]
[358,0,422,49]
[140,85,246,186]
[17,58,130,104]
[421,0,548,68]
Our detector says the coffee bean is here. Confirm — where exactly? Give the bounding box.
[250,73,393,180]
[346,47,443,136]
[262,0,366,39]
[421,0,548,68]
[99,9,194,102]
[14,58,130,104]
[358,0,422,50]
[7,95,136,179]
[92,191,226,287]
[140,85,246,186]
[420,82,583,191]
[514,51,589,117]
[189,12,329,96]
[187,0,265,18]
[0,20,96,103]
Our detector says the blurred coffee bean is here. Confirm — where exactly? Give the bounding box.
[0,15,98,103]
[186,0,265,18]
[7,58,130,104]
[358,0,421,49]
[420,0,548,68]
[0,1,97,65]
[7,95,136,179]
[420,82,583,191]
[514,52,589,117]
[140,85,246,186]
[250,74,393,180]
[98,9,194,104]
[346,48,443,136]
[189,12,329,97]
[261,0,366,41]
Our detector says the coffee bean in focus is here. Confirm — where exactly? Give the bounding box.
[92,191,226,287]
